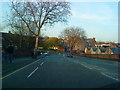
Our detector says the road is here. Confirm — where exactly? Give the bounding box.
[2,52,120,88]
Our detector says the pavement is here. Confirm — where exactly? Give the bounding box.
[2,52,120,88]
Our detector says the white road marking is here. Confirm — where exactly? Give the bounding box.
[40,62,44,66]
[64,56,119,81]
[73,60,107,71]
[101,72,119,81]
[1,59,40,80]
[80,63,92,69]
[27,67,39,78]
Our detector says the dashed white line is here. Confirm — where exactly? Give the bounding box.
[27,67,39,78]
[101,72,119,81]
[40,62,44,66]
[1,59,40,80]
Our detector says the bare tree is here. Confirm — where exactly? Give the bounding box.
[59,26,86,52]
[9,1,71,57]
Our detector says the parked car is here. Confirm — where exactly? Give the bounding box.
[44,52,48,55]
[37,49,45,55]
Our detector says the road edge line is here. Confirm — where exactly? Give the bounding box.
[101,72,119,81]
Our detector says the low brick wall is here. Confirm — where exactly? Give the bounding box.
[73,53,120,60]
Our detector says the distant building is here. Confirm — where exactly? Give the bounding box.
[73,37,96,53]
[105,48,120,55]
[1,32,44,51]
[90,47,101,54]
[116,43,120,48]
[100,48,107,54]
[95,42,117,48]
[86,38,96,47]
[85,47,91,54]
[59,39,70,52]
[90,48,97,54]
[85,47,120,55]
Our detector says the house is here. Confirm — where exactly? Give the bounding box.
[109,42,117,48]
[1,32,44,51]
[73,37,96,53]
[90,48,97,54]
[86,38,96,47]
[95,42,110,48]
[85,47,91,54]
[105,48,120,55]
[116,43,120,48]
[74,37,87,52]
[85,47,120,55]
[62,39,70,52]
[90,47,101,54]
[100,48,107,54]
[95,42,117,48]
[85,47,108,54]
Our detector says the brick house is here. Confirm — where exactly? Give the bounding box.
[105,48,120,55]
[109,42,117,48]
[91,47,101,54]
[62,39,70,52]
[86,38,96,47]
[73,38,96,53]
[95,42,117,48]
[85,47,107,54]
[85,47,91,54]
[74,38,87,52]
[100,48,107,54]
[1,32,44,51]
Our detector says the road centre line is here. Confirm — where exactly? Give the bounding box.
[27,67,39,78]
[40,62,44,66]
[1,59,40,80]
[101,72,119,81]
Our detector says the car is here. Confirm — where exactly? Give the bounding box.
[67,55,73,58]
[44,52,48,55]
[37,50,45,55]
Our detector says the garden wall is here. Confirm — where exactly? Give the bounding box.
[73,53,120,60]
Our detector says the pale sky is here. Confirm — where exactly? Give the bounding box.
[44,2,118,43]
[0,0,119,43]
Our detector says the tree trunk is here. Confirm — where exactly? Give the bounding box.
[35,35,39,49]
[33,35,39,59]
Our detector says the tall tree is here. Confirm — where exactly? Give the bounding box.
[9,1,71,57]
[59,26,86,52]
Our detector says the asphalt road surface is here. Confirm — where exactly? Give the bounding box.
[2,53,120,88]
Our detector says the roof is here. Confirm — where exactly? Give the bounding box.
[100,48,107,53]
[92,48,97,51]
[110,48,120,54]
[87,47,91,50]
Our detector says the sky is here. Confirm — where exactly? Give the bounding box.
[0,0,119,43]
